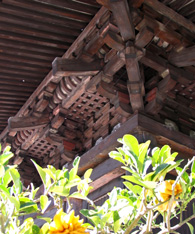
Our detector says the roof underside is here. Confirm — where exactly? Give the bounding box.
[0,0,194,185]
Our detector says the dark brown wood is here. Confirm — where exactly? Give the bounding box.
[103,30,125,51]
[51,114,65,130]
[0,6,108,141]
[52,58,103,77]
[110,0,135,41]
[89,158,125,192]
[125,43,144,111]
[8,115,50,131]
[62,76,91,109]
[135,26,154,48]
[68,113,195,175]
[143,0,195,34]
[140,50,194,85]
[136,15,189,47]
[169,46,195,67]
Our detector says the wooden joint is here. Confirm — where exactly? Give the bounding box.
[127,81,142,94]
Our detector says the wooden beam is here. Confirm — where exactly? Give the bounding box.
[145,73,177,115]
[68,113,195,176]
[52,58,103,77]
[136,15,189,47]
[140,50,194,85]
[110,0,135,41]
[130,0,195,34]
[169,46,195,67]
[144,0,195,34]
[135,25,154,48]
[125,43,144,111]
[8,115,50,131]
[89,158,124,192]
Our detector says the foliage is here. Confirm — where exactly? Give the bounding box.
[81,134,195,234]
[0,134,195,234]
[0,147,92,234]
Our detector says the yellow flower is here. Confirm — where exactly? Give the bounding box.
[156,180,182,212]
[48,209,89,234]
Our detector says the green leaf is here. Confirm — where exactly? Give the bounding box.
[30,183,39,200]
[122,175,157,189]
[113,211,120,233]
[31,160,51,188]
[65,178,81,189]
[3,145,11,153]
[176,167,190,183]
[123,182,142,195]
[152,163,170,181]
[151,147,160,166]
[69,156,80,181]
[32,225,40,234]
[101,212,112,229]
[109,151,125,164]
[109,188,117,206]
[0,164,5,177]
[0,151,13,165]
[191,159,195,173]
[49,186,69,197]
[3,166,16,186]
[37,216,52,223]
[0,184,9,194]
[40,222,49,234]
[187,222,194,234]
[10,168,22,194]
[40,195,50,213]
[69,192,86,199]
[44,168,56,181]
[84,168,93,180]
[138,141,150,172]
[9,195,20,211]
[123,135,139,156]
[19,198,38,214]
[159,145,171,163]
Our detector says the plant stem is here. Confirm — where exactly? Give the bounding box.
[66,197,72,213]
[158,213,195,234]
[146,210,153,233]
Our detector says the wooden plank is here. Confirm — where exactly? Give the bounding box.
[68,113,195,176]
[110,0,135,41]
[52,58,103,77]
[89,158,125,192]
[169,46,195,67]
[8,115,50,131]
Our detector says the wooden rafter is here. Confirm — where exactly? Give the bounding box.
[169,46,195,67]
